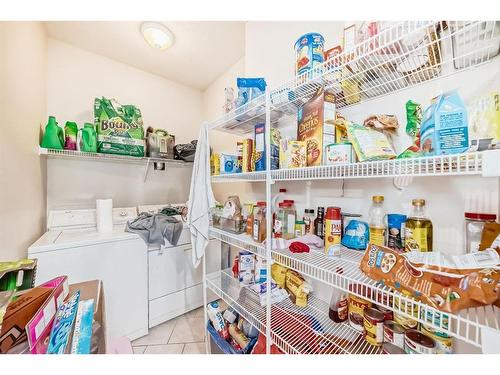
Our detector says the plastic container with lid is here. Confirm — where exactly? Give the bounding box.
[464,212,497,253]
[252,202,267,243]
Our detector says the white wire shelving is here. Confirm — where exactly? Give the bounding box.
[39,147,190,166]
[207,269,381,354]
[207,21,499,133]
[204,20,500,355]
[207,229,500,349]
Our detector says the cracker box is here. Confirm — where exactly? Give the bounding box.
[420,91,469,156]
[297,87,336,166]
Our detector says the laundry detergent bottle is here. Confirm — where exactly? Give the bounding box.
[64,121,78,150]
[81,123,97,152]
[41,116,64,150]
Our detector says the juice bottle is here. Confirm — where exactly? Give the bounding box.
[369,195,386,246]
[324,207,342,257]
[405,199,433,252]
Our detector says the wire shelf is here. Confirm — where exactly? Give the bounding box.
[272,246,500,348]
[211,171,267,183]
[209,227,266,259]
[207,269,382,354]
[271,152,486,181]
[206,21,499,134]
[39,147,191,166]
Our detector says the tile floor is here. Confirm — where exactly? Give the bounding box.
[131,306,207,354]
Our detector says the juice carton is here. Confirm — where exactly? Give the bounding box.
[420,91,469,156]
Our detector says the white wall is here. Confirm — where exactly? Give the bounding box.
[0,22,47,260]
[45,39,202,212]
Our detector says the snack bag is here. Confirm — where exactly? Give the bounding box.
[360,243,500,313]
[271,263,288,288]
[285,270,312,307]
[94,97,145,157]
[347,123,396,162]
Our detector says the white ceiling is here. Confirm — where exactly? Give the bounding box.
[44,21,246,90]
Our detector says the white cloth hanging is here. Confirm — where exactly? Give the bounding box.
[188,122,216,268]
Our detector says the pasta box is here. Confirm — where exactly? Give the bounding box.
[297,87,336,166]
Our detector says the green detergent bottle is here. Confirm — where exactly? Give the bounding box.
[41,116,64,150]
[64,121,78,150]
[81,123,97,152]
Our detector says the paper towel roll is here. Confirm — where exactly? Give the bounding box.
[96,199,113,233]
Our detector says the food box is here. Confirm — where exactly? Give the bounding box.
[297,87,336,166]
[26,276,69,354]
[420,91,469,156]
[70,299,95,354]
[47,291,80,354]
[94,97,145,157]
[220,154,238,174]
[254,124,280,171]
[324,143,356,165]
[0,259,37,292]
[238,251,255,286]
[236,142,243,173]
[0,286,53,353]
[242,139,254,173]
[280,140,306,168]
[467,92,500,148]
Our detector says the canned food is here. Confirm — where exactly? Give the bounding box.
[383,320,405,349]
[348,285,372,332]
[375,305,393,321]
[294,33,325,78]
[363,308,384,346]
[421,329,453,354]
[394,312,418,330]
[404,329,436,354]
[382,342,406,354]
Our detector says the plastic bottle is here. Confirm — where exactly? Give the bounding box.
[324,207,342,257]
[314,207,325,239]
[283,200,296,240]
[405,199,433,252]
[272,188,287,210]
[369,196,386,246]
[274,202,285,238]
[329,288,348,323]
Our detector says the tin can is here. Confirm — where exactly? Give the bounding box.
[382,342,406,354]
[404,329,436,354]
[294,33,325,77]
[348,290,372,332]
[375,305,393,321]
[324,207,342,258]
[363,308,385,346]
[394,312,418,330]
[383,320,405,349]
[420,328,453,354]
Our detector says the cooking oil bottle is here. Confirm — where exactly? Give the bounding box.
[369,195,386,246]
[404,199,433,252]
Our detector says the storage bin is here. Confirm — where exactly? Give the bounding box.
[206,321,257,354]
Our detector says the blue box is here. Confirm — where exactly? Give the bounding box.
[254,124,280,171]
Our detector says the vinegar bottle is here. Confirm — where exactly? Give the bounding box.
[369,195,386,246]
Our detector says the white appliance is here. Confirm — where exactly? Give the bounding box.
[28,207,148,341]
[138,204,220,328]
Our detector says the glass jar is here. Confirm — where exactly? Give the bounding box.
[252,202,267,243]
[303,209,315,234]
[464,212,497,253]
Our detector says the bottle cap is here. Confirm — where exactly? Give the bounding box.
[256,201,267,206]
[279,188,287,193]
[464,212,496,221]
[372,195,384,203]
[412,199,425,206]
[305,209,315,214]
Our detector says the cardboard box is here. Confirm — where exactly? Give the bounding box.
[0,286,53,353]
[26,276,69,354]
[254,124,280,171]
[242,139,254,173]
[279,140,307,169]
[297,87,336,166]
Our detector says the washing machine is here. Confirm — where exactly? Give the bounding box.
[138,204,220,328]
[27,207,148,341]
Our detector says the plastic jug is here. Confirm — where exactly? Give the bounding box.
[81,123,97,153]
[41,116,64,150]
[64,121,78,150]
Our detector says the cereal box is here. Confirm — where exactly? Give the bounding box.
[280,140,306,168]
[254,124,280,171]
[297,87,336,166]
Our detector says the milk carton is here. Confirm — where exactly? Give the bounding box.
[420,91,469,156]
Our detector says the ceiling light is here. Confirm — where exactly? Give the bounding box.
[140,22,175,50]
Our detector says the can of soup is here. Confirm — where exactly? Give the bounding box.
[382,342,406,354]
[383,320,405,349]
[363,308,385,346]
[375,305,393,321]
[404,329,436,354]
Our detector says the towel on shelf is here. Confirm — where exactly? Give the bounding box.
[188,122,216,268]
[126,213,183,247]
